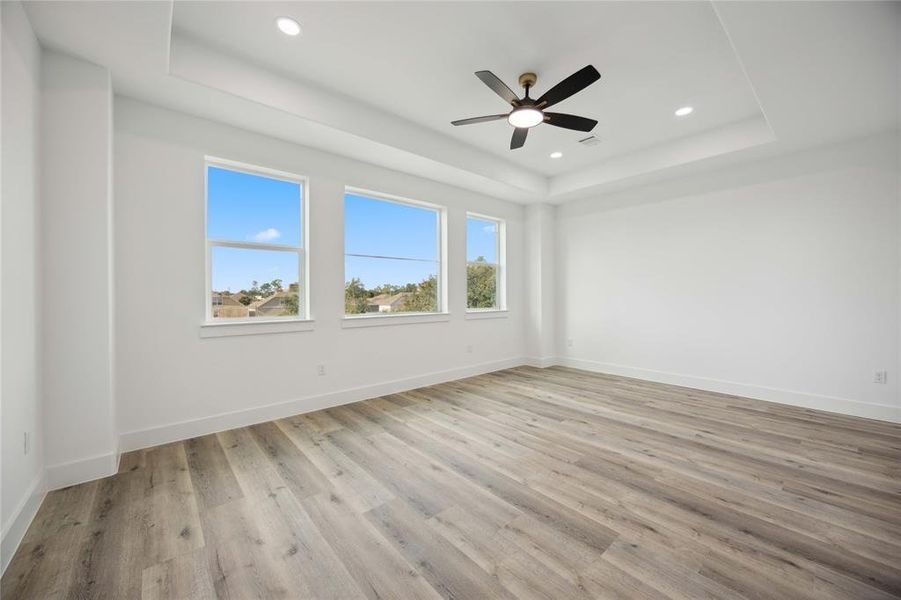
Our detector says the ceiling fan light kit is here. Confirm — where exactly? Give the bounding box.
[508,108,543,128]
[451,65,601,150]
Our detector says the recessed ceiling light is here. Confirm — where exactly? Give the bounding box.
[276,17,302,36]
[550,151,563,159]
[674,106,694,117]
[507,108,544,129]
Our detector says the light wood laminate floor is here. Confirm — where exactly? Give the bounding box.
[3,366,901,599]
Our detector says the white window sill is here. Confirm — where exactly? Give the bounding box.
[200,319,315,338]
[342,312,451,329]
[465,309,508,320]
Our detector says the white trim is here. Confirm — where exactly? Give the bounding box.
[205,156,307,183]
[465,309,509,320]
[207,239,301,253]
[44,452,119,491]
[119,357,524,452]
[523,356,559,368]
[345,185,444,212]
[200,318,315,338]
[1,474,45,575]
[342,312,451,328]
[559,357,901,423]
[439,204,448,313]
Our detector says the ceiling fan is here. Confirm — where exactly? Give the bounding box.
[451,65,601,150]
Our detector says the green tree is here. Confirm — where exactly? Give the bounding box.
[372,283,401,296]
[282,292,299,316]
[345,278,369,314]
[467,257,497,309]
[402,275,438,312]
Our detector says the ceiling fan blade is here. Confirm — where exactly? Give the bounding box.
[475,70,519,106]
[510,127,528,149]
[451,114,508,126]
[544,112,598,132]
[536,65,601,109]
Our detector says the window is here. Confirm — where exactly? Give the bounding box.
[205,159,306,322]
[344,189,443,316]
[467,214,505,310]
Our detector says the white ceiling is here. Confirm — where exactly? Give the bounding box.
[171,1,763,177]
[22,1,900,204]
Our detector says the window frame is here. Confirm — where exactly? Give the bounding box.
[466,212,507,313]
[203,156,310,327]
[343,186,448,322]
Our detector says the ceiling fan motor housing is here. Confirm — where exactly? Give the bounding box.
[518,72,538,91]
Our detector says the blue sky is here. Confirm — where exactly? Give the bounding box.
[344,193,438,288]
[208,167,302,292]
[467,217,498,263]
[208,167,301,246]
[208,166,499,291]
[211,246,298,293]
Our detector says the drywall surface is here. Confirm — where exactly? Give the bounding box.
[41,51,117,485]
[557,133,901,421]
[114,98,526,447]
[1,0,43,571]
[525,204,557,364]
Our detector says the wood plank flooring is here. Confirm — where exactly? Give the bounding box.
[3,366,901,599]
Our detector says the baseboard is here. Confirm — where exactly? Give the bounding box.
[523,356,559,368]
[45,451,119,491]
[1,473,45,575]
[559,357,901,423]
[119,357,527,453]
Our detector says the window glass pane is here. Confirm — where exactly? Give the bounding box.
[345,255,438,314]
[345,193,437,260]
[467,262,498,309]
[211,246,300,319]
[207,166,302,246]
[466,217,498,263]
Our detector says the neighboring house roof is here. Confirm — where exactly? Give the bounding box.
[249,290,292,310]
[367,292,409,308]
[212,292,244,307]
[215,305,250,318]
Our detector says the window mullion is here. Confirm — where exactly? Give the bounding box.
[209,239,301,253]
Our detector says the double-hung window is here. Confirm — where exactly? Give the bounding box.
[205,158,307,322]
[466,213,505,311]
[344,188,444,316]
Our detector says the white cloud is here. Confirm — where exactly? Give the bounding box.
[252,228,281,242]
[482,224,496,233]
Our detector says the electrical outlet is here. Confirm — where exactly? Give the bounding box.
[566,338,574,348]
[317,364,326,376]
[23,431,30,455]
[874,370,888,384]
[466,345,473,354]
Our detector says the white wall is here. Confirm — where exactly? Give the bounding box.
[524,204,557,364]
[557,133,901,422]
[41,51,117,487]
[1,0,43,571]
[114,98,526,449]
